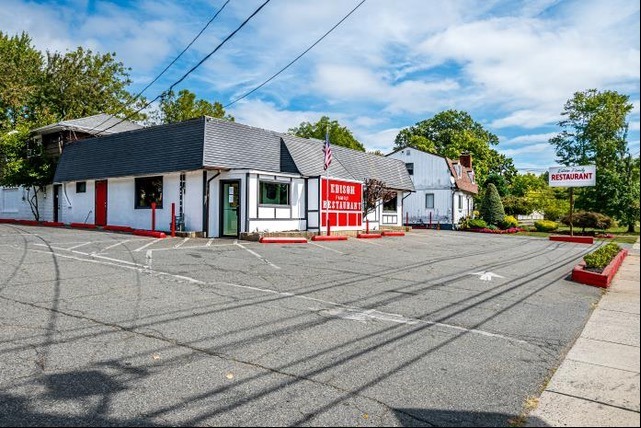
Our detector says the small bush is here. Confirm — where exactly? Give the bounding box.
[468,218,488,229]
[487,224,499,230]
[584,243,622,270]
[500,215,519,229]
[534,220,558,232]
[561,211,615,232]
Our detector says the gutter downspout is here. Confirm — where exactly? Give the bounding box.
[203,170,221,237]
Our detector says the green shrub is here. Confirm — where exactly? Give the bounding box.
[487,224,499,231]
[480,183,506,226]
[534,220,558,232]
[561,211,615,232]
[468,218,487,229]
[500,215,519,229]
[584,243,622,270]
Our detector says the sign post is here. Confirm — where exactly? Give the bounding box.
[548,165,596,237]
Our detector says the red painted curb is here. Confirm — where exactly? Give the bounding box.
[357,233,382,239]
[259,237,308,244]
[41,221,64,227]
[0,218,17,223]
[550,235,594,244]
[70,222,98,229]
[15,220,39,226]
[133,230,167,238]
[104,225,134,233]
[381,231,405,237]
[311,235,348,241]
[572,249,628,288]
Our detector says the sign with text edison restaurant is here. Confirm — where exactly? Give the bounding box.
[321,178,363,227]
[548,165,596,187]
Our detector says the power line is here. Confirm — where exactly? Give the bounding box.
[88,0,231,133]
[96,0,271,136]
[224,0,367,108]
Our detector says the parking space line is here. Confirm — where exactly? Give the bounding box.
[206,239,215,247]
[93,239,131,254]
[352,237,384,246]
[174,238,190,248]
[25,247,531,346]
[134,238,162,252]
[66,242,93,250]
[234,242,280,269]
[309,242,344,255]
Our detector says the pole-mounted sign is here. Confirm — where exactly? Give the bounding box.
[548,165,596,236]
[548,165,596,187]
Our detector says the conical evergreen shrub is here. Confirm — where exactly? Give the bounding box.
[480,183,506,226]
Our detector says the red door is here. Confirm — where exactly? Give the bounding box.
[95,180,108,226]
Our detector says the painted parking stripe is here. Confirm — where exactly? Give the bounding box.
[352,237,384,246]
[309,241,344,255]
[206,239,215,247]
[66,242,93,250]
[134,238,163,252]
[174,238,190,248]
[93,239,131,254]
[234,242,280,269]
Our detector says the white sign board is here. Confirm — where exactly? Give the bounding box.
[549,165,596,187]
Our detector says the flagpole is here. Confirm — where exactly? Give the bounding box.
[325,125,330,236]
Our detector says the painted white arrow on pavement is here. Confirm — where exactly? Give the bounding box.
[470,271,505,281]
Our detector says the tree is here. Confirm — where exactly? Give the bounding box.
[484,172,509,197]
[549,89,635,226]
[289,116,365,151]
[39,47,147,121]
[617,155,640,232]
[0,32,43,129]
[479,183,505,226]
[1,31,146,220]
[362,178,396,215]
[0,124,56,220]
[156,89,234,124]
[393,110,515,186]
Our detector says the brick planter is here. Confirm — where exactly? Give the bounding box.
[572,249,629,288]
[550,235,594,244]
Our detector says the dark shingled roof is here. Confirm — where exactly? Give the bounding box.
[32,113,143,136]
[54,117,415,192]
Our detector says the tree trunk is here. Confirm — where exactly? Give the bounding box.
[628,223,636,233]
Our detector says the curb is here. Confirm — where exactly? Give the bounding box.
[70,222,98,229]
[259,237,308,244]
[311,235,348,241]
[381,231,405,237]
[357,233,382,239]
[550,235,594,244]
[133,230,167,238]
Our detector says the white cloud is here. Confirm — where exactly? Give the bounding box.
[501,132,557,146]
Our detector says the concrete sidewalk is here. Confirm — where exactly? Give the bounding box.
[528,239,640,427]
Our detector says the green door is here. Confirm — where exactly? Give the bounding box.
[221,181,240,237]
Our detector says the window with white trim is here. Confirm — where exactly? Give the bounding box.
[259,181,289,206]
[425,193,434,209]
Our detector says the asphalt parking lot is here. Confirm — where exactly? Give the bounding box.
[0,224,605,426]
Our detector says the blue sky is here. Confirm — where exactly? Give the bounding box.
[2,0,639,171]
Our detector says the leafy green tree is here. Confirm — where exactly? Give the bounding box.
[617,155,640,232]
[0,123,56,220]
[1,31,146,219]
[156,89,233,124]
[479,183,505,226]
[0,32,43,129]
[549,89,635,227]
[393,110,515,186]
[289,115,364,151]
[484,172,509,197]
[39,47,147,121]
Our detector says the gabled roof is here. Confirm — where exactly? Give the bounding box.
[388,147,478,194]
[53,116,415,191]
[281,134,414,191]
[32,113,143,136]
[446,158,478,194]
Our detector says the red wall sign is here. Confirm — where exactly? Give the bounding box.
[321,178,363,227]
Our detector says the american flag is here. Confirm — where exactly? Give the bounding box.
[323,128,332,170]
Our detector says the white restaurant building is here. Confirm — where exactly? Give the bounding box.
[1,116,414,237]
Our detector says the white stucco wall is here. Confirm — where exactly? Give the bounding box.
[0,185,52,221]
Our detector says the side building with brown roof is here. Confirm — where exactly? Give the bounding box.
[387,148,478,229]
